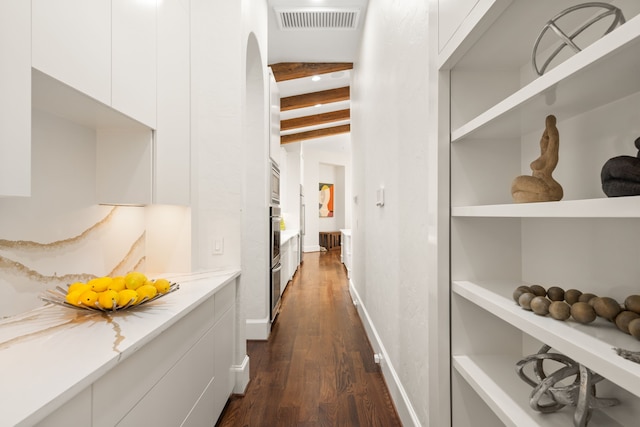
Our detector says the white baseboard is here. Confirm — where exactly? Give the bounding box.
[245,317,271,340]
[231,355,250,394]
[349,280,421,427]
[303,245,321,253]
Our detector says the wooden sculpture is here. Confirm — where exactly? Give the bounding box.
[511,115,563,203]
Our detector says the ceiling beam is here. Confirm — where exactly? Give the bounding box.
[269,62,353,82]
[281,124,351,145]
[281,87,350,111]
[281,109,350,131]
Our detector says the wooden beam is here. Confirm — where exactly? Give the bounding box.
[281,109,350,131]
[269,62,353,82]
[281,124,350,144]
[281,87,349,111]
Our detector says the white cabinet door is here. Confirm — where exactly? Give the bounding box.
[155,0,191,205]
[32,0,111,106]
[96,128,153,205]
[0,0,30,197]
[112,0,157,128]
[34,387,92,427]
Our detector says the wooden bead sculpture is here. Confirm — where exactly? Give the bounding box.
[512,115,564,203]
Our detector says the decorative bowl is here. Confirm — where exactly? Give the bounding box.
[39,282,179,313]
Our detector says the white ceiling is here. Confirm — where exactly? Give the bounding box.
[267,0,367,150]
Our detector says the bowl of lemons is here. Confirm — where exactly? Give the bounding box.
[40,271,179,313]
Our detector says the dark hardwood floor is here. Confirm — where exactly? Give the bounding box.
[216,250,402,427]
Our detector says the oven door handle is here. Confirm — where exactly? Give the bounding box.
[272,263,282,272]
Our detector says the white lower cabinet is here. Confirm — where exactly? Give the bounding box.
[34,387,92,427]
[36,280,236,427]
[280,233,301,295]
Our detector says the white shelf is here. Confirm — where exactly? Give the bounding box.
[453,280,640,398]
[452,196,640,218]
[451,13,640,142]
[454,354,635,427]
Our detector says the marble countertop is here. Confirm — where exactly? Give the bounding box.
[281,229,300,244]
[0,269,240,427]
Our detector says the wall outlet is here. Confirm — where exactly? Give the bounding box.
[212,237,224,255]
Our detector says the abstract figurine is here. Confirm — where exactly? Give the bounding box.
[511,115,564,203]
[516,345,619,427]
[601,137,640,197]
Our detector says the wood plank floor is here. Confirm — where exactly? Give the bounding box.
[216,250,402,427]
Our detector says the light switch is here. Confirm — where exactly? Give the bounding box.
[212,238,224,255]
[376,187,384,207]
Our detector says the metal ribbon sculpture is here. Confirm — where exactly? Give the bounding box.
[516,345,619,426]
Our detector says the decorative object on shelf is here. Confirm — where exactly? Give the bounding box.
[516,345,619,426]
[514,284,640,363]
[39,273,179,313]
[532,3,626,76]
[614,347,640,364]
[601,137,640,197]
[511,115,563,203]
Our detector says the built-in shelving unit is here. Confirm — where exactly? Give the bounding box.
[441,0,640,425]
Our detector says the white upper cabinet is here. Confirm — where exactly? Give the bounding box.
[0,0,30,197]
[96,128,153,206]
[112,0,157,128]
[155,0,191,205]
[32,0,157,128]
[32,0,111,106]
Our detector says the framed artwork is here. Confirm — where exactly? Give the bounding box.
[319,183,334,217]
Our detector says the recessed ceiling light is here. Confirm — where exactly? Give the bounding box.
[311,75,321,82]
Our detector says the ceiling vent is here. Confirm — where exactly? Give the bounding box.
[275,8,361,30]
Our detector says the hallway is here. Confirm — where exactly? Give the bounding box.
[216,250,402,426]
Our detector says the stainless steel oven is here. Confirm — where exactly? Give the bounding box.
[270,206,282,321]
[270,162,280,206]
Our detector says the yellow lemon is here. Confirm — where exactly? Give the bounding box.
[88,276,113,292]
[67,282,89,293]
[78,290,98,307]
[67,282,91,295]
[135,284,158,304]
[98,290,119,310]
[154,278,171,294]
[124,271,147,290]
[117,289,138,308]
[107,276,126,292]
[65,289,84,306]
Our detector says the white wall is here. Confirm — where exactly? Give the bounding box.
[351,1,438,425]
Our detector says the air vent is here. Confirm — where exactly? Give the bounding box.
[275,8,360,30]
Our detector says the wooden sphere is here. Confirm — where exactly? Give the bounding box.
[571,302,596,324]
[593,297,622,321]
[629,318,640,339]
[615,310,640,334]
[564,289,582,305]
[549,301,571,321]
[518,293,535,311]
[529,285,547,297]
[578,293,597,304]
[513,286,532,303]
[531,296,551,316]
[624,295,640,314]
[546,286,565,301]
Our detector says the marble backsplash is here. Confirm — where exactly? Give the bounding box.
[0,110,149,319]
[0,206,146,319]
